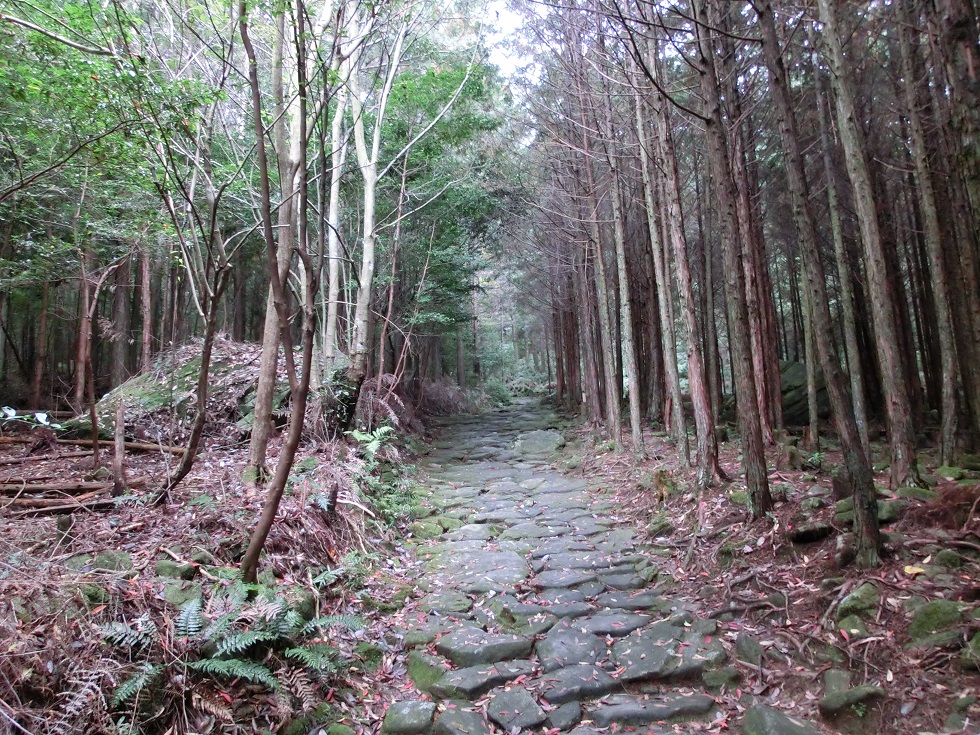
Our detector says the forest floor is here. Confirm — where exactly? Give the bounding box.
[0,394,977,735]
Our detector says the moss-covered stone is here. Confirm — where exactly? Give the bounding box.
[162,580,203,607]
[934,549,964,568]
[836,583,879,619]
[962,632,980,670]
[435,516,463,532]
[837,615,869,638]
[409,519,444,540]
[407,650,448,693]
[155,559,197,580]
[729,491,750,507]
[895,486,937,501]
[65,553,93,571]
[936,466,965,481]
[908,600,965,641]
[818,685,885,717]
[93,550,133,572]
[702,667,741,691]
[736,632,765,666]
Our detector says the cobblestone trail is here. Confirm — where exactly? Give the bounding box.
[379,402,823,735]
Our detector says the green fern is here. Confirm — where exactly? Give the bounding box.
[302,614,364,635]
[215,630,278,657]
[274,609,304,636]
[112,663,163,707]
[283,644,338,673]
[101,614,157,649]
[311,568,343,587]
[187,658,279,689]
[174,599,204,638]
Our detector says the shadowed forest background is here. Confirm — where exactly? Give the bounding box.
[0,0,978,733]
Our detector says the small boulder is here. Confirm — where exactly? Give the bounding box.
[836,583,879,619]
[837,615,869,639]
[735,632,765,666]
[155,559,197,580]
[788,521,834,544]
[908,599,964,641]
[960,633,980,670]
[936,466,965,481]
[818,684,885,717]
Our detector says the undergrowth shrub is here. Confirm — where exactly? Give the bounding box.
[481,377,512,405]
[102,580,363,732]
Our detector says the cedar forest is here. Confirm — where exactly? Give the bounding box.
[0,0,978,733]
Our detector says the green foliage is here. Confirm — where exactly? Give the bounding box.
[108,579,355,722]
[174,598,204,637]
[186,658,279,689]
[347,426,395,462]
[100,614,157,650]
[481,377,512,406]
[111,663,163,707]
[214,630,279,657]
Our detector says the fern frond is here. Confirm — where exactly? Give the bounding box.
[277,666,317,712]
[101,614,157,649]
[283,644,338,673]
[243,599,284,624]
[275,609,304,636]
[214,629,278,657]
[174,598,204,638]
[186,658,279,689]
[199,610,239,642]
[302,614,364,635]
[112,663,162,707]
[191,688,234,722]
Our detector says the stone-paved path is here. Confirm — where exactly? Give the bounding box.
[380,401,823,735]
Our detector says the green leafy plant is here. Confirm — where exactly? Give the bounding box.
[107,580,360,724]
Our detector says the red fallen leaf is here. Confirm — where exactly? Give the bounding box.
[839,628,850,642]
[326,688,335,701]
[705,637,712,643]
[219,691,232,704]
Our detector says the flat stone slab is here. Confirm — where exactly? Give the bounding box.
[420,589,472,614]
[536,627,607,672]
[595,591,663,611]
[588,694,716,726]
[435,625,533,667]
[545,601,593,619]
[430,550,530,593]
[612,629,679,681]
[536,569,597,588]
[429,659,537,700]
[381,701,437,734]
[433,709,492,735]
[742,704,824,735]
[573,613,652,637]
[540,664,617,705]
[598,573,645,590]
[532,539,595,558]
[487,687,547,730]
[500,522,570,540]
[445,524,498,541]
[541,552,618,570]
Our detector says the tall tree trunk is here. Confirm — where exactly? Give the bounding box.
[140,243,153,372]
[813,56,869,453]
[899,0,958,465]
[29,281,49,407]
[109,255,130,389]
[635,92,687,462]
[693,0,771,514]
[599,69,642,453]
[818,0,924,490]
[755,0,880,565]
